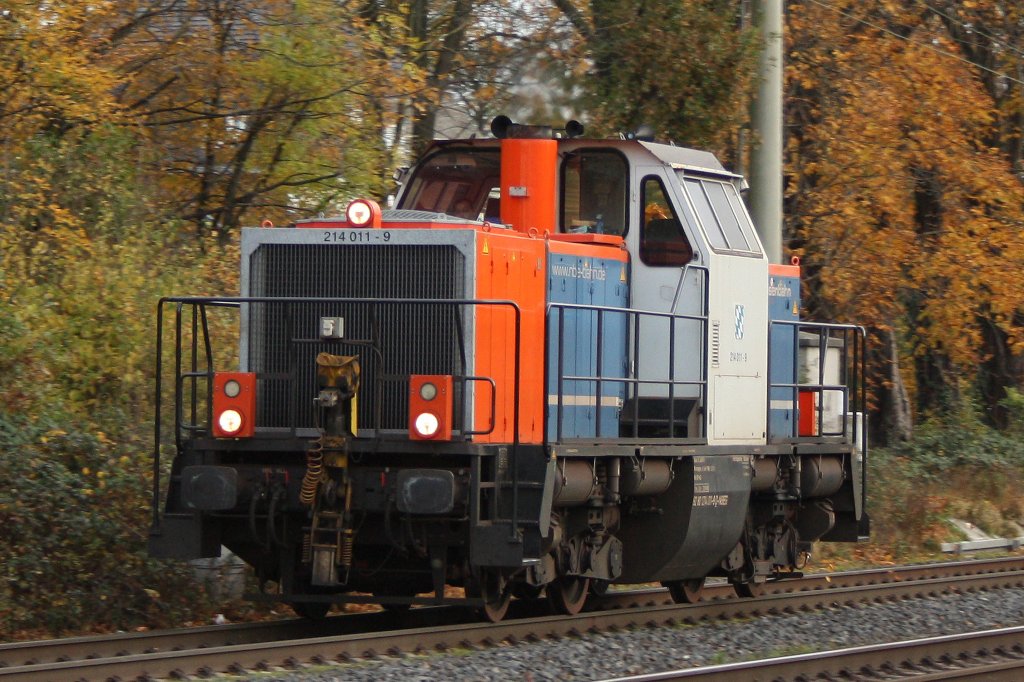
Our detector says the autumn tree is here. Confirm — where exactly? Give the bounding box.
[551,0,759,157]
[433,1,572,137]
[0,1,427,420]
[786,0,1024,441]
[0,0,431,243]
[0,6,251,634]
[357,0,562,158]
[926,0,1024,425]
[928,1,1024,172]
[99,0,418,237]
[0,2,128,238]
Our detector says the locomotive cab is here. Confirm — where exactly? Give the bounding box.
[149,118,868,620]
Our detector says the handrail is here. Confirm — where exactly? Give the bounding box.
[546,264,710,444]
[150,295,523,535]
[766,319,867,446]
[151,298,238,533]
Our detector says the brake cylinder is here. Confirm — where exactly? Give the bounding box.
[552,460,599,506]
[800,455,845,498]
[619,458,673,497]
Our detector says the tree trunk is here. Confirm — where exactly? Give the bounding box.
[875,329,912,445]
[979,312,1024,428]
[408,0,475,156]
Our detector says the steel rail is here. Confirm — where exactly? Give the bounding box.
[598,626,1024,681]
[4,555,1017,667]
[3,556,1024,681]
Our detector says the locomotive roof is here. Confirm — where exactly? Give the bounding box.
[432,136,732,177]
[637,141,729,175]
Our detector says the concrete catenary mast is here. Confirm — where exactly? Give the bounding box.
[749,0,784,264]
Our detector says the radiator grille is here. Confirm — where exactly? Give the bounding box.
[247,243,467,431]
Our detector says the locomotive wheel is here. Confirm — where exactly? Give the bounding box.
[663,577,704,604]
[471,570,512,622]
[733,580,765,598]
[547,576,589,615]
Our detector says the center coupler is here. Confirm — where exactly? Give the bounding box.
[301,352,360,586]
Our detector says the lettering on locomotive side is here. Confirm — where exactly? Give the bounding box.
[550,263,608,281]
[694,494,730,507]
[768,278,794,298]
[732,455,752,477]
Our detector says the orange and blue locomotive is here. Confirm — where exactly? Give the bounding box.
[149,118,868,620]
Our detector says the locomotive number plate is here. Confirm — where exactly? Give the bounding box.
[323,230,392,243]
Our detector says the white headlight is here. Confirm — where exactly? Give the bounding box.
[218,409,243,434]
[347,200,373,226]
[414,412,439,437]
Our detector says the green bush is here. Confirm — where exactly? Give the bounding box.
[886,410,1024,476]
[0,225,241,638]
[859,410,1024,559]
[1000,387,1024,436]
[0,413,206,636]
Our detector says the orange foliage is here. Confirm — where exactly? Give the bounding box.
[787,0,1024,407]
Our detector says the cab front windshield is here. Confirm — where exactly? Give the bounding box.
[398,148,502,221]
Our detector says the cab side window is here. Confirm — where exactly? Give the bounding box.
[640,176,693,266]
[682,175,760,255]
[561,151,628,235]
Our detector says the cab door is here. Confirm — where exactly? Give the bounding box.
[624,166,708,439]
[679,173,768,445]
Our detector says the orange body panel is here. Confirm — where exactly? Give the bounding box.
[473,228,547,444]
[500,139,558,234]
[768,262,801,278]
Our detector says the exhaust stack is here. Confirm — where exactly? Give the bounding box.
[491,116,583,234]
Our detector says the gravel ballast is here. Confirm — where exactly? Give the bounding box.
[240,587,1024,681]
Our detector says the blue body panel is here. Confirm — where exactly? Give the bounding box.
[768,271,800,439]
[546,251,629,441]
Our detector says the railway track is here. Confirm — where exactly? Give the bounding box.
[3,556,1024,681]
[600,626,1024,681]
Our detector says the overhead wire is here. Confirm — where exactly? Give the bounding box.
[803,0,1024,88]
[914,0,1024,61]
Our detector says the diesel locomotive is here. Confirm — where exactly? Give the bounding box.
[149,117,868,620]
